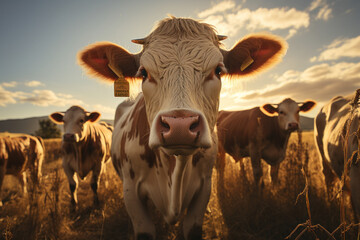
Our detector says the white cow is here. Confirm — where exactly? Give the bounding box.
[50,106,113,207]
[314,89,360,219]
[77,16,287,239]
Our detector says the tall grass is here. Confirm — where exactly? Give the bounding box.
[0,133,358,239]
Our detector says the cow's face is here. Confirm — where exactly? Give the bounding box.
[261,99,316,132]
[77,17,287,156]
[50,106,100,143]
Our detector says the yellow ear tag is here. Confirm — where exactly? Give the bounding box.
[241,55,254,71]
[108,64,129,97]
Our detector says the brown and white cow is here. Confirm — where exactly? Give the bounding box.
[217,98,316,186]
[0,135,44,206]
[77,17,287,239]
[50,106,113,206]
[314,89,360,219]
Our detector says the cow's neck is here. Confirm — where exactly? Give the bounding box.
[168,155,191,221]
[265,116,291,149]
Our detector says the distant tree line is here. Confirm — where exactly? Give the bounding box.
[35,119,61,139]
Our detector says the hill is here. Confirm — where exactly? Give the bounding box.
[0,116,114,135]
[299,115,314,131]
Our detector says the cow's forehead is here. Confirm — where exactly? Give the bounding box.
[278,99,298,112]
[64,106,86,121]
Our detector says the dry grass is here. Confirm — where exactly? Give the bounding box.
[0,132,358,239]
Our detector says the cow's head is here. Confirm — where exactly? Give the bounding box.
[77,17,287,155]
[261,98,316,132]
[49,106,101,143]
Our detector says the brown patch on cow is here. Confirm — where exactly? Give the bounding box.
[126,95,158,168]
[192,151,204,167]
[129,168,135,179]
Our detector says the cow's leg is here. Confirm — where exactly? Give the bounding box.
[123,180,155,240]
[0,166,5,207]
[18,171,28,195]
[183,176,211,240]
[350,160,360,222]
[63,161,78,206]
[249,143,262,188]
[270,164,280,184]
[322,159,337,199]
[90,163,102,206]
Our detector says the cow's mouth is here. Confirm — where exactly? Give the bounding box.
[161,145,199,156]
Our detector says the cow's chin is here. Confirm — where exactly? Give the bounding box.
[160,145,199,156]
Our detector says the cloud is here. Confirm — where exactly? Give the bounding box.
[0,86,18,106]
[307,0,332,21]
[1,81,18,88]
[220,61,360,111]
[197,1,236,18]
[18,90,84,107]
[0,85,84,107]
[25,81,44,87]
[316,5,332,21]
[312,35,360,61]
[198,1,309,39]
[92,104,115,115]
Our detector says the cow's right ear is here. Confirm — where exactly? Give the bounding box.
[49,112,64,124]
[260,104,278,116]
[223,34,287,77]
[77,42,139,82]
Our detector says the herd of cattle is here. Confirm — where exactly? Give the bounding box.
[1,17,360,240]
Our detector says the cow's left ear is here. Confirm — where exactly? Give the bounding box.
[223,34,287,77]
[49,112,64,124]
[299,100,316,112]
[260,104,278,116]
[77,42,139,82]
[86,112,101,123]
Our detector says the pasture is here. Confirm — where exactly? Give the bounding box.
[0,131,357,239]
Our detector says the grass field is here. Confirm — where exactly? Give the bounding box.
[0,131,358,239]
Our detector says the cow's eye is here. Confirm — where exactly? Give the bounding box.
[279,111,284,115]
[79,119,84,124]
[215,66,222,78]
[141,68,148,82]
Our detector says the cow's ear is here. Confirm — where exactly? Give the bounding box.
[77,42,139,82]
[299,100,316,112]
[260,104,278,116]
[87,112,101,123]
[223,34,287,77]
[49,112,64,124]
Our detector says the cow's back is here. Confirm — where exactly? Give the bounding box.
[217,107,269,158]
[314,94,353,178]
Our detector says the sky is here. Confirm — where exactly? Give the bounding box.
[0,0,359,120]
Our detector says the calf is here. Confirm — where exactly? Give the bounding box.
[0,135,44,206]
[314,89,360,219]
[217,98,316,185]
[77,17,287,239]
[50,106,113,206]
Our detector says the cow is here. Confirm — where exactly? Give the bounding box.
[314,89,360,219]
[77,16,287,239]
[49,106,113,207]
[217,98,316,186]
[0,134,45,206]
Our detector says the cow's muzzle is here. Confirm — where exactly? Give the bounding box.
[151,110,212,155]
[63,133,80,143]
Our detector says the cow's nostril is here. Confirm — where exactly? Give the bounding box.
[160,117,171,131]
[190,121,199,131]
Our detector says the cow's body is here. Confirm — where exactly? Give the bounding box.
[50,106,113,206]
[0,135,44,206]
[314,90,360,218]
[217,98,316,185]
[77,17,287,239]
